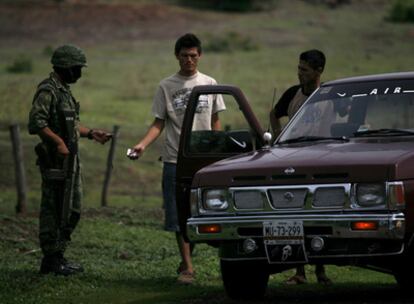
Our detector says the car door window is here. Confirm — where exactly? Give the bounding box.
[187,93,255,155]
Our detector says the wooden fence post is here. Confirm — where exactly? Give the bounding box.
[9,124,28,214]
[101,125,119,207]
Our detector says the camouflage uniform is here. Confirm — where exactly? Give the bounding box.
[28,72,82,257]
[28,46,85,258]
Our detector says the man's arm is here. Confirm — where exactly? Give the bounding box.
[79,125,112,144]
[38,127,69,156]
[269,85,300,137]
[270,108,283,137]
[211,112,221,131]
[129,118,165,159]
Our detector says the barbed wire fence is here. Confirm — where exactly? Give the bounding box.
[2,123,163,215]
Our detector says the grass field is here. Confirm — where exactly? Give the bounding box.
[1,0,414,303]
[1,0,413,208]
[1,207,410,304]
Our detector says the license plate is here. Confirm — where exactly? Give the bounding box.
[263,220,307,263]
[263,220,304,244]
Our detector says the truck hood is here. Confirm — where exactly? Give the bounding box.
[193,138,414,187]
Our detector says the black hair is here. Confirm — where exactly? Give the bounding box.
[299,49,326,71]
[174,33,202,55]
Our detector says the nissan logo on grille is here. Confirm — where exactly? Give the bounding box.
[284,167,295,175]
[283,192,294,201]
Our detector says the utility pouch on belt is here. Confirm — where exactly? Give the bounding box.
[35,142,66,181]
[35,142,53,168]
[44,169,65,181]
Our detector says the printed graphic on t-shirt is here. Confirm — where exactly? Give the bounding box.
[172,88,192,115]
[172,88,210,115]
[196,94,209,113]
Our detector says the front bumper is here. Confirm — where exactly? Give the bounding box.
[187,212,405,259]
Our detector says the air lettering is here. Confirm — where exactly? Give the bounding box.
[368,87,401,95]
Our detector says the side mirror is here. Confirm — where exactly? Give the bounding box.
[263,132,272,143]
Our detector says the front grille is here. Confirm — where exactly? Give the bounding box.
[268,188,308,209]
[228,183,353,211]
[313,187,346,207]
[234,190,264,209]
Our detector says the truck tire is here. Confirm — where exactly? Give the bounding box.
[220,259,269,300]
[394,258,414,291]
[394,240,414,291]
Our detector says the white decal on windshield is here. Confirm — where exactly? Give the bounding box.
[352,94,368,98]
[320,87,332,94]
[338,87,411,98]
[229,136,247,149]
[368,87,401,94]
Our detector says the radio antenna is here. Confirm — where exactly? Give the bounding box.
[267,87,277,132]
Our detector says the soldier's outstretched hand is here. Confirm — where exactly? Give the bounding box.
[91,129,112,144]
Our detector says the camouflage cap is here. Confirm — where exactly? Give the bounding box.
[51,44,87,68]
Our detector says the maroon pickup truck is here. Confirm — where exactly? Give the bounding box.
[176,72,414,299]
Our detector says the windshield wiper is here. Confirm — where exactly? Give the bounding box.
[353,128,414,137]
[278,136,349,144]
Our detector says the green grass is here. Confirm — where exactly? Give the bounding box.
[1,1,414,302]
[0,206,407,304]
[1,1,413,202]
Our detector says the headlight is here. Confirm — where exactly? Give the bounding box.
[355,183,385,207]
[203,189,229,211]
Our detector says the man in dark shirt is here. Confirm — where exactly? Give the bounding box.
[270,49,325,137]
[269,49,332,285]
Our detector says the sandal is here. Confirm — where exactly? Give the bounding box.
[177,270,195,285]
[285,274,307,285]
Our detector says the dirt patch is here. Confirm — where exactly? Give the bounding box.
[0,1,213,46]
[82,206,164,227]
[0,215,38,254]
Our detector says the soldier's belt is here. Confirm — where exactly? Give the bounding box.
[44,169,65,181]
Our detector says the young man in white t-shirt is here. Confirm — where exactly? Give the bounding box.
[128,33,225,284]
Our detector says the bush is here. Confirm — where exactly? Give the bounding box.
[302,0,351,8]
[179,0,277,12]
[6,56,33,74]
[388,0,414,22]
[42,45,54,57]
[204,32,259,53]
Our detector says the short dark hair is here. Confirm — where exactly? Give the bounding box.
[300,49,326,71]
[174,33,202,55]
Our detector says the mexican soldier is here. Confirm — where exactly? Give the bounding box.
[28,44,112,275]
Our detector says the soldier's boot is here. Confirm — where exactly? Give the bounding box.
[40,254,77,276]
[57,253,84,273]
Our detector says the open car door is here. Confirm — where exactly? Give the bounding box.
[176,85,266,238]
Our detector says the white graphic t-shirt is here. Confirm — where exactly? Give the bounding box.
[152,72,226,163]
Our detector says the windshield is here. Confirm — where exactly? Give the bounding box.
[278,79,414,143]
